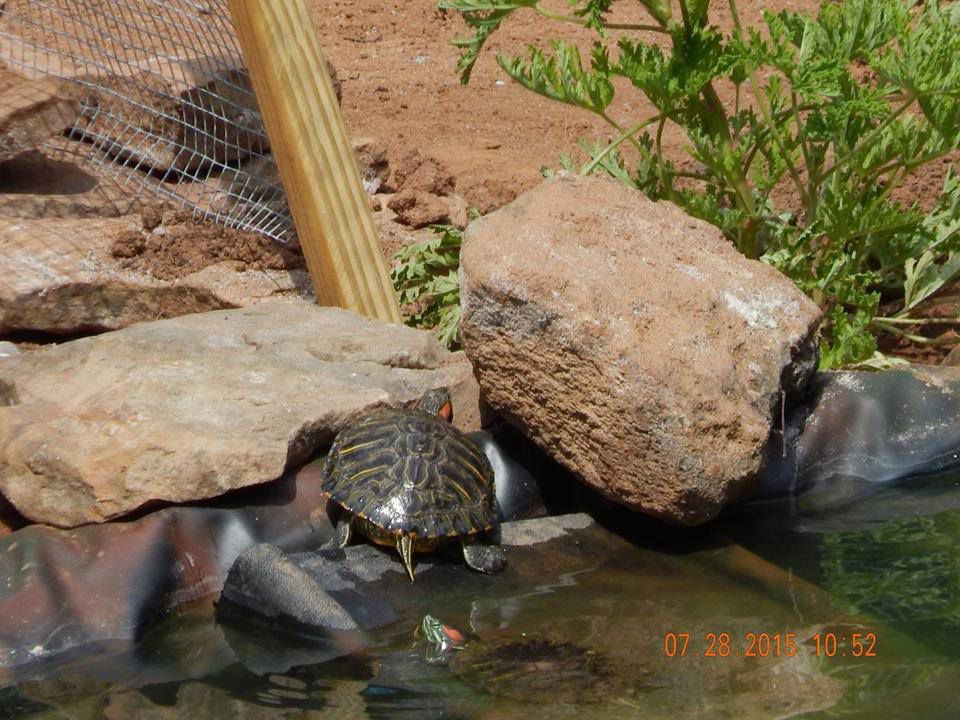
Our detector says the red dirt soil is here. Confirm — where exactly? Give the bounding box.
[315,0,956,362]
[0,0,956,360]
[314,0,813,207]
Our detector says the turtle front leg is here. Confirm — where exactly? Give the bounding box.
[462,535,506,574]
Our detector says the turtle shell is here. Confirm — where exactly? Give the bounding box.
[322,407,497,539]
[449,636,618,704]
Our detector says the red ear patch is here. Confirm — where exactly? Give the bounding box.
[438,400,453,422]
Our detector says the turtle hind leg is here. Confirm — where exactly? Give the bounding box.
[396,534,416,582]
[462,535,506,574]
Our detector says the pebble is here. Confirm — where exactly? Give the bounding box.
[0,342,20,357]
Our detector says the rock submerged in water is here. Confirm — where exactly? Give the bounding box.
[459,174,822,525]
[0,300,482,527]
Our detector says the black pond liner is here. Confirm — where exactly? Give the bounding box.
[724,366,960,667]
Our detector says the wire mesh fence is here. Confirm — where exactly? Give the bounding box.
[0,0,296,242]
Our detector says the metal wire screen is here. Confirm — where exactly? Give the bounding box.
[0,0,294,242]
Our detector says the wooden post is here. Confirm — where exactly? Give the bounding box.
[227,0,401,324]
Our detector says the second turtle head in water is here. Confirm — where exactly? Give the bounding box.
[321,387,506,581]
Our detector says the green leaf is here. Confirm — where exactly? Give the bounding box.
[439,0,538,83]
[498,41,614,113]
[904,251,960,311]
[391,222,467,349]
[820,305,879,368]
[572,0,615,32]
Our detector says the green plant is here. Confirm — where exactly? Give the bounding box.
[391,223,465,349]
[440,0,960,367]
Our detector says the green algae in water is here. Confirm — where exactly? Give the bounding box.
[822,509,960,634]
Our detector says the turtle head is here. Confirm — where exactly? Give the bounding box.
[415,387,453,422]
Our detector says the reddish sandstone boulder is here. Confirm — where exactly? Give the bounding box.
[459,174,821,525]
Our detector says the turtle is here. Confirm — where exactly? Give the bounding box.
[418,615,625,705]
[321,387,506,582]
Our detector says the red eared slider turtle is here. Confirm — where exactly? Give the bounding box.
[321,388,506,582]
[420,615,622,705]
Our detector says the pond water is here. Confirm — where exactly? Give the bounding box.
[3,469,960,719]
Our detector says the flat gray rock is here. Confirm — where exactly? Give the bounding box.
[0,300,481,526]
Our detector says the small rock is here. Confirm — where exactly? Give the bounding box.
[457,176,524,215]
[447,194,470,230]
[223,544,361,633]
[140,203,165,231]
[391,149,455,196]
[387,190,454,228]
[459,174,821,525]
[0,341,19,357]
[350,137,390,192]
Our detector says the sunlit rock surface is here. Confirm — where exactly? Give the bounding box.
[0,300,481,526]
[459,174,821,525]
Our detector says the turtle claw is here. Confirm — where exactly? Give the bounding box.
[462,537,506,574]
[397,534,416,582]
[332,517,352,548]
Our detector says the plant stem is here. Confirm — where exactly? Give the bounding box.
[791,90,818,216]
[580,115,663,175]
[673,170,713,181]
[655,113,670,193]
[699,85,755,212]
[534,4,667,33]
[816,96,915,184]
[728,0,810,215]
[636,0,671,27]
[860,149,955,197]
[840,218,923,245]
[871,320,955,344]
[874,316,959,325]
[599,111,648,157]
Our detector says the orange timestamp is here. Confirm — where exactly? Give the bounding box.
[662,631,878,658]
